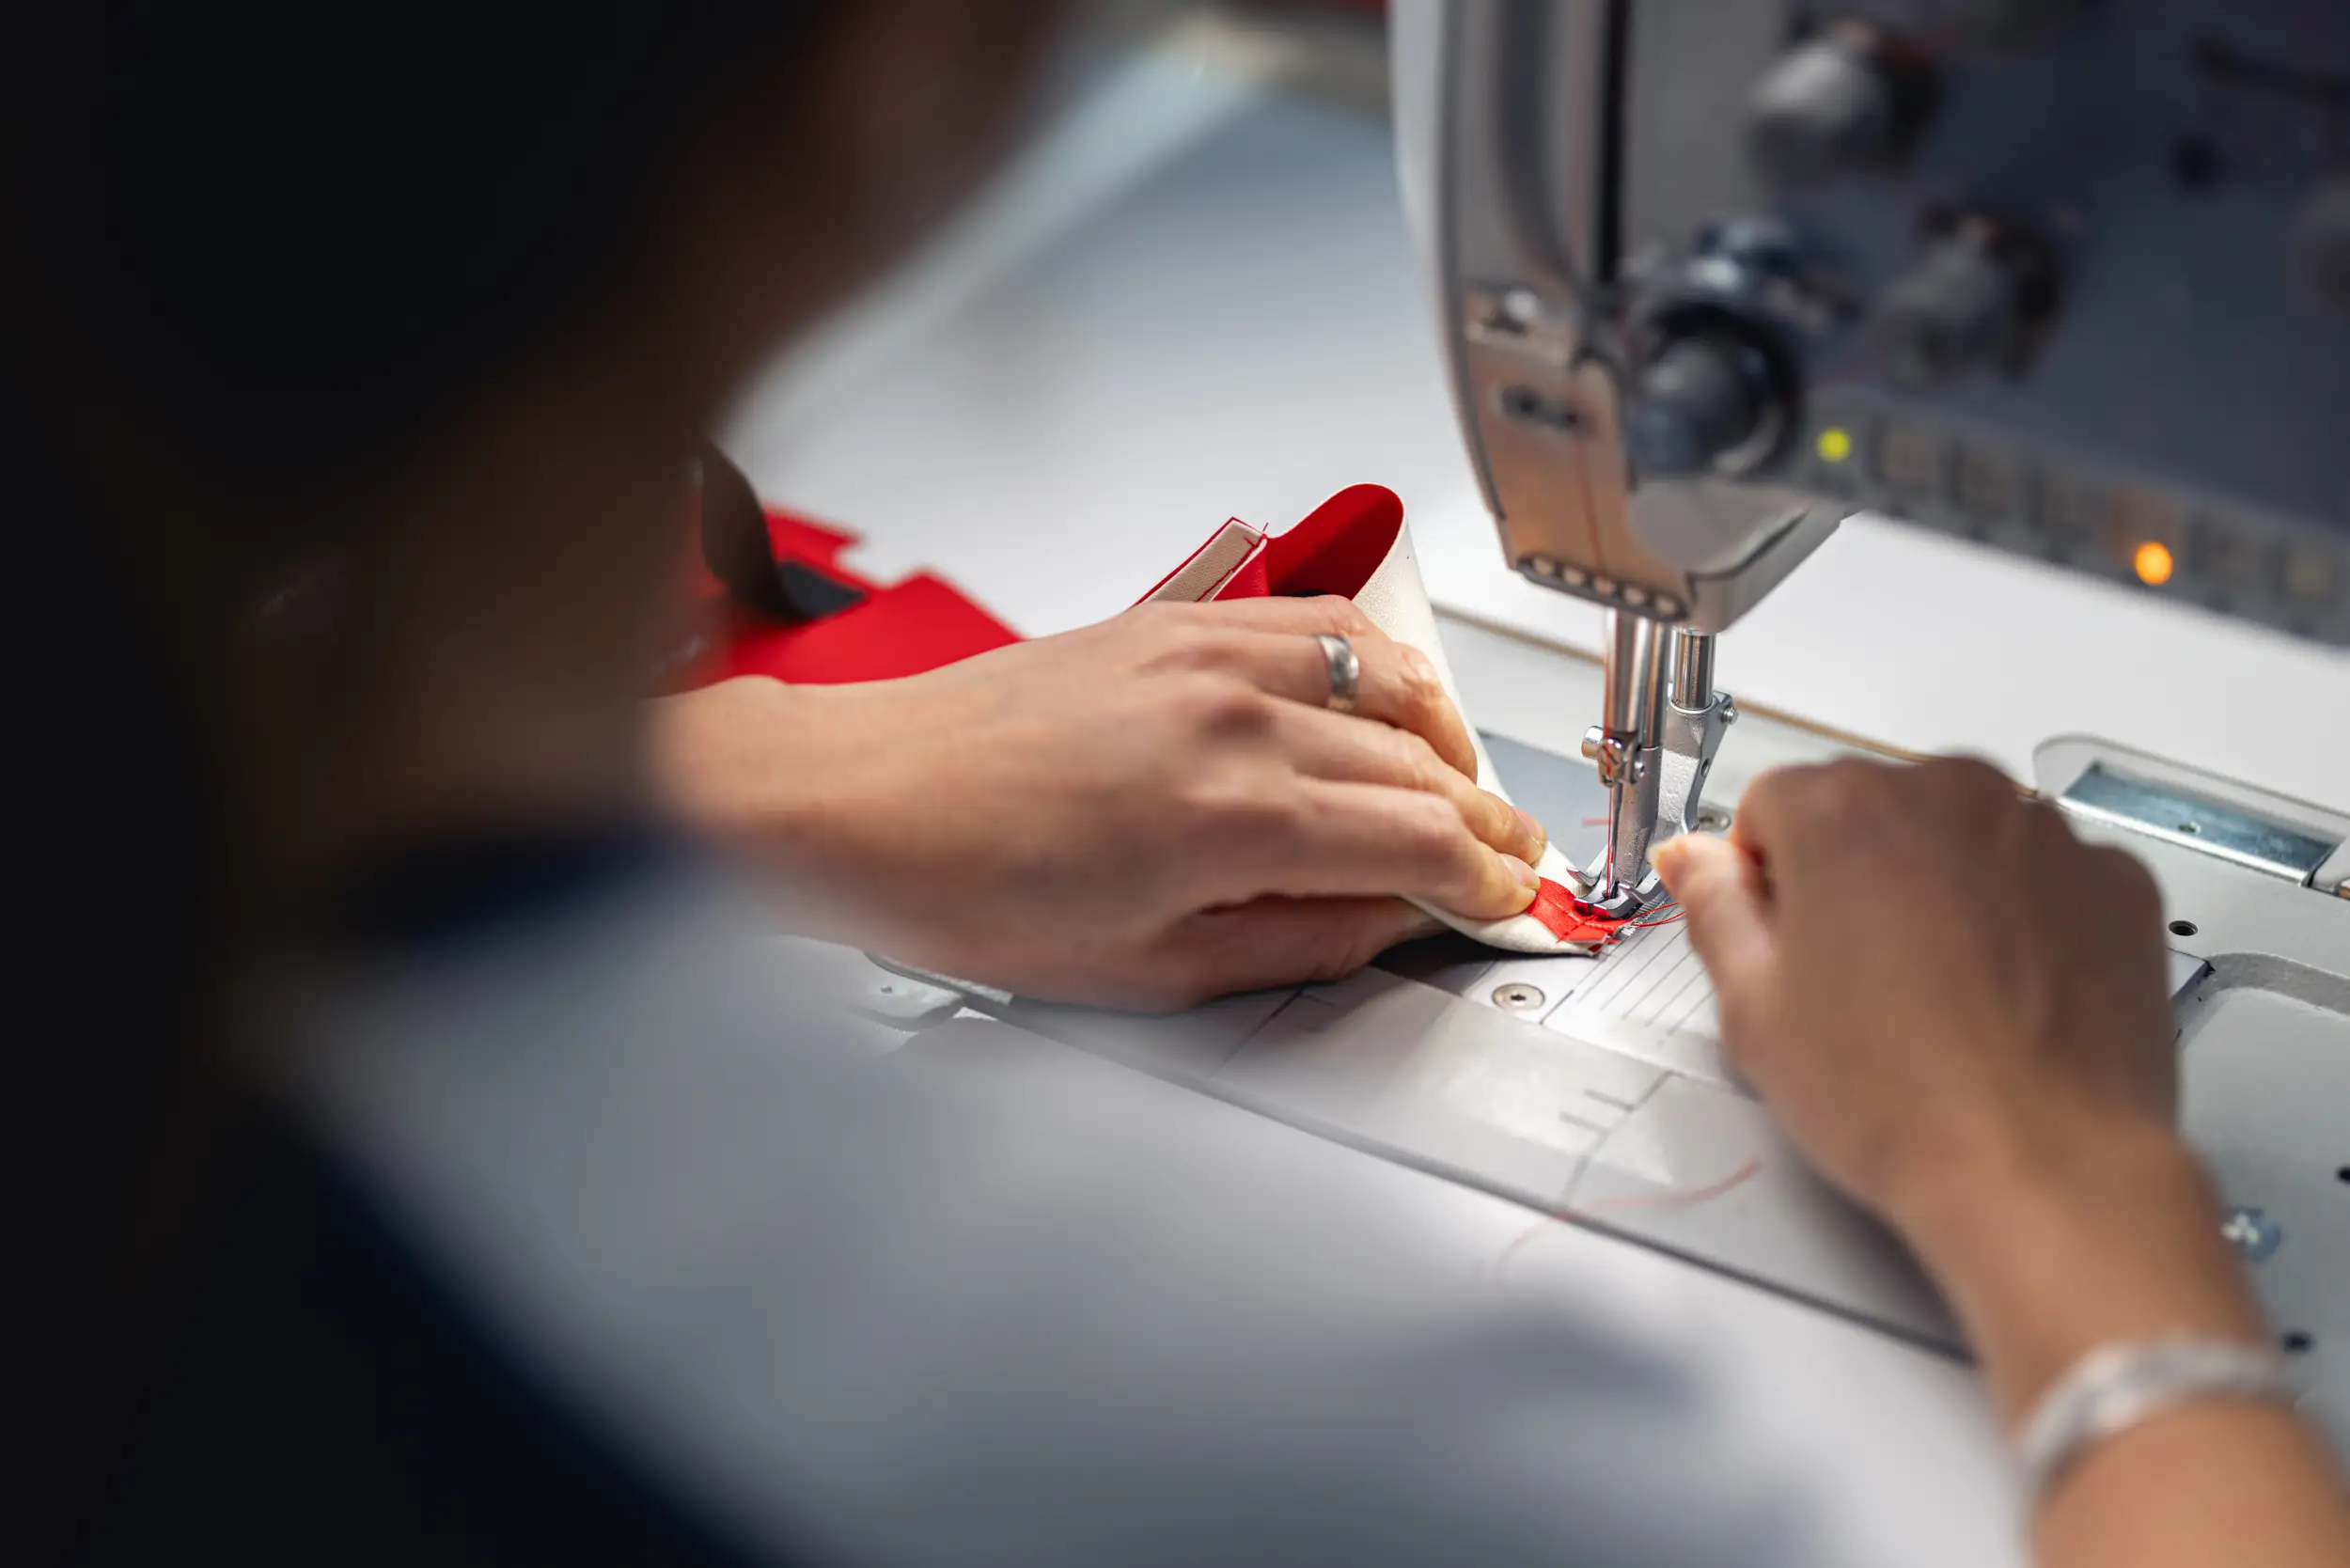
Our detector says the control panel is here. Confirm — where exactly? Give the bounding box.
[1608,0,2350,644]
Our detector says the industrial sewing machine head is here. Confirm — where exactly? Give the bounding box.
[1394,0,2350,915]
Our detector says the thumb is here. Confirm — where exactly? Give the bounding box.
[1653,834,1776,1004]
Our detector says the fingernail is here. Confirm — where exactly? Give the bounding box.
[1512,805,1548,852]
[1501,854,1541,893]
[1653,839,1688,882]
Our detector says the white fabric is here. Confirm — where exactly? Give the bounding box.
[1351,524,1591,952]
[1152,516,1590,954]
[1144,518,1266,604]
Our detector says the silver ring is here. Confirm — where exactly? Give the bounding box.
[1314,633,1360,715]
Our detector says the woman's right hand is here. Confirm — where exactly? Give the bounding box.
[1659,759,2350,1567]
[1656,758,2183,1247]
[1655,758,2260,1417]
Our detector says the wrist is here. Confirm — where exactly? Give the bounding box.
[1891,1116,2268,1427]
[650,676,838,851]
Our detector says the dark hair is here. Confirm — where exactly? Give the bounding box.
[3,4,839,1553]
[42,2,842,478]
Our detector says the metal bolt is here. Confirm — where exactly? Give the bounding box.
[1491,982,1548,1013]
[2219,1205,2284,1262]
[1695,805,1734,833]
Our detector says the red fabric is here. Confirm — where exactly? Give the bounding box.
[1523,878,1632,945]
[1212,551,1272,602]
[1210,483,1404,603]
[667,482,1401,689]
[660,507,1020,692]
[1259,483,1404,597]
[709,573,1020,685]
[767,513,862,577]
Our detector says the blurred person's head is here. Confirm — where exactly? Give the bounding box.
[11,0,1073,922]
[2,0,1073,1546]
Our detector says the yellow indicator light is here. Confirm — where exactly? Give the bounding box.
[2134,541,2175,587]
[1815,427,1855,464]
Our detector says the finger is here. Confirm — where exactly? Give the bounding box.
[1653,835,1777,1006]
[1729,758,1897,887]
[2081,843,2164,938]
[1230,779,1542,921]
[1167,622,1480,781]
[1266,701,1543,863]
[1920,753,2032,808]
[1722,762,1825,862]
[1150,896,1444,1009]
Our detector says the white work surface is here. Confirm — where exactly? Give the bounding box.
[721,28,2348,1568]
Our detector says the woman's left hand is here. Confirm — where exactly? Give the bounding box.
[651,596,1546,1009]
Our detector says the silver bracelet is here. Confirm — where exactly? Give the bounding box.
[2015,1336,2305,1510]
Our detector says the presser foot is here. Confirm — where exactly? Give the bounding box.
[1581,866,1666,919]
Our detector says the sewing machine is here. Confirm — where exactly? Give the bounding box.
[1396,0,2350,911]
[739,1,2350,1516]
[1369,0,2350,1432]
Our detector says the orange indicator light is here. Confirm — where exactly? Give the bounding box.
[2134,541,2175,587]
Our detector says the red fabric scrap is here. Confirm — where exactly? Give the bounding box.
[660,507,1021,693]
[707,572,1019,687]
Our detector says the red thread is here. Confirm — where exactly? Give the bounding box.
[1574,1157,1762,1215]
[1496,1157,1764,1278]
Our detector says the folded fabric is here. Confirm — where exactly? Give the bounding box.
[1139,485,1620,955]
